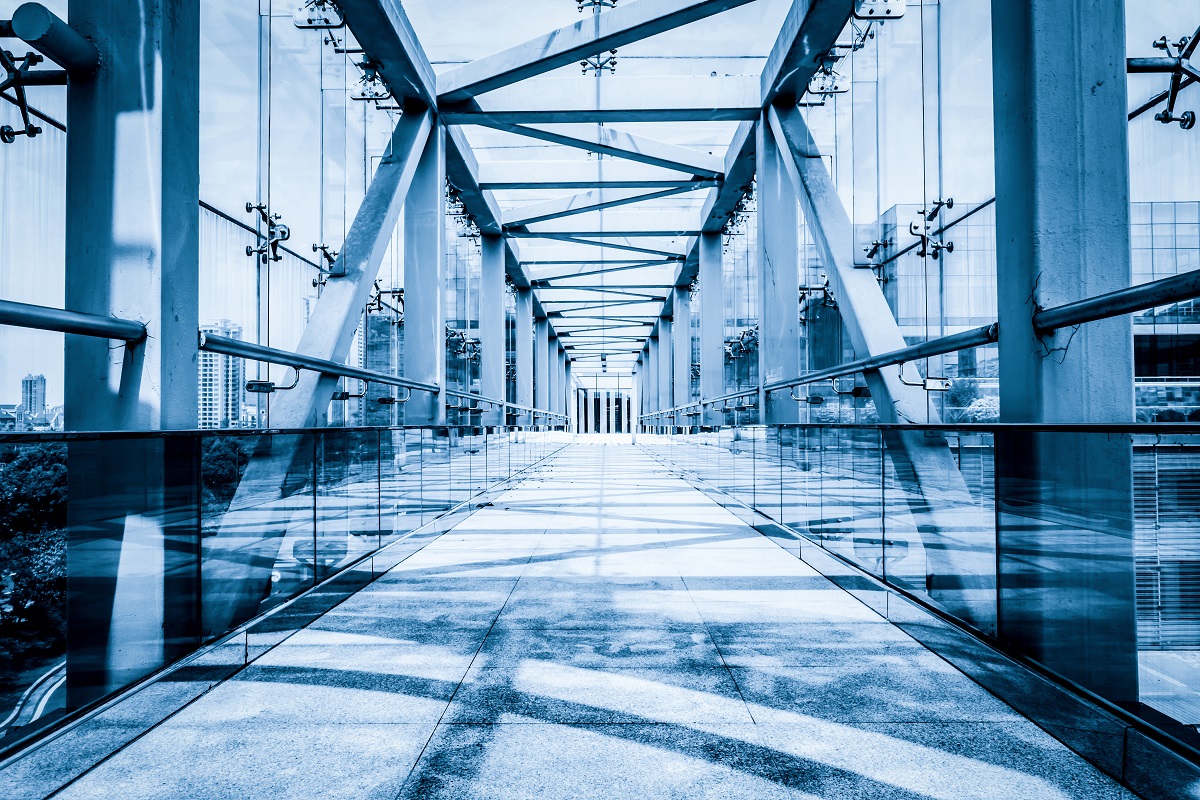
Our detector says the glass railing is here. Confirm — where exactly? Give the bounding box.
[0,423,569,754]
[640,423,1200,754]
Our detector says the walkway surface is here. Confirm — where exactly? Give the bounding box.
[42,443,1134,799]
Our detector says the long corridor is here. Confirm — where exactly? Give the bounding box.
[29,444,1134,799]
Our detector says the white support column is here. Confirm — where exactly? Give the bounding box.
[534,318,549,415]
[403,124,446,425]
[516,288,534,421]
[480,234,505,425]
[673,286,692,426]
[548,333,560,419]
[657,317,672,428]
[564,358,573,430]
[647,334,659,425]
[756,112,800,424]
[699,232,724,425]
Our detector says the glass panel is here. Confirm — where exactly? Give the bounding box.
[0,440,68,745]
[315,429,379,580]
[201,432,314,638]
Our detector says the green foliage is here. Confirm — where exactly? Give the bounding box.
[0,445,68,679]
[201,436,250,512]
[946,378,979,415]
[959,396,1000,423]
[0,444,67,541]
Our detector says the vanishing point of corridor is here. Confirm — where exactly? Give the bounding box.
[22,443,1133,800]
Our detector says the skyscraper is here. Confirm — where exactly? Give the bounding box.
[20,374,46,418]
[199,321,245,429]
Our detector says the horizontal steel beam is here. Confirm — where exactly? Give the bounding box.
[0,299,146,341]
[441,76,759,124]
[484,180,715,191]
[437,0,758,103]
[478,160,696,187]
[503,185,701,227]
[475,122,725,178]
[518,229,703,238]
[519,233,689,258]
[199,332,439,394]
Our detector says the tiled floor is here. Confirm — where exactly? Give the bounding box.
[32,444,1137,799]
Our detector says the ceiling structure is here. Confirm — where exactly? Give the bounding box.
[341,0,853,376]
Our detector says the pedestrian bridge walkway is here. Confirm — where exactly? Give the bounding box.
[5,443,1134,799]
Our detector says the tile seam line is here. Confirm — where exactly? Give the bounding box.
[390,450,557,798]
[34,445,565,799]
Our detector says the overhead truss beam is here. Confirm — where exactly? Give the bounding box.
[441,76,759,124]
[502,184,703,226]
[437,0,759,103]
[472,121,724,178]
[340,0,436,106]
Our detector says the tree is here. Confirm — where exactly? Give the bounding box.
[0,444,67,681]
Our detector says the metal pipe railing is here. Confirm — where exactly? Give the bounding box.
[199,333,440,394]
[10,3,100,75]
[443,388,568,422]
[1032,268,1200,334]
[642,268,1200,413]
[0,299,147,342]
[763,324,998,394]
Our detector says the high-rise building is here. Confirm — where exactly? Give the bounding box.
[20,374,46,418]
[198,321,245,429]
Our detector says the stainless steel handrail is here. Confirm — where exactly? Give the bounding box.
[199,333,440,394]
[0,299,147,342]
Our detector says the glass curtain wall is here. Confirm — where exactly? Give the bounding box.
[444,200,482,403]
[199,0,401,429]
[722,190,758,398]
[778,0,1200,741]
[801,0,997,425]
[0,0,67,431]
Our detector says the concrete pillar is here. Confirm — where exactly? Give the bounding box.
[516,289,534,421]
[658,318,672,428]
[63,0,201,709]
[402,125,446,425]
[557,345,567,417]
[480,235,505,425]
[534,318,549,414]
[673,287,692,426]
[634,362,643,431]
[564,358,573,430]
[992,0,1136,704]
[757,114,801,424]
[647,334,659,426]
[547,334,560,419]
[699,232,724,425]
